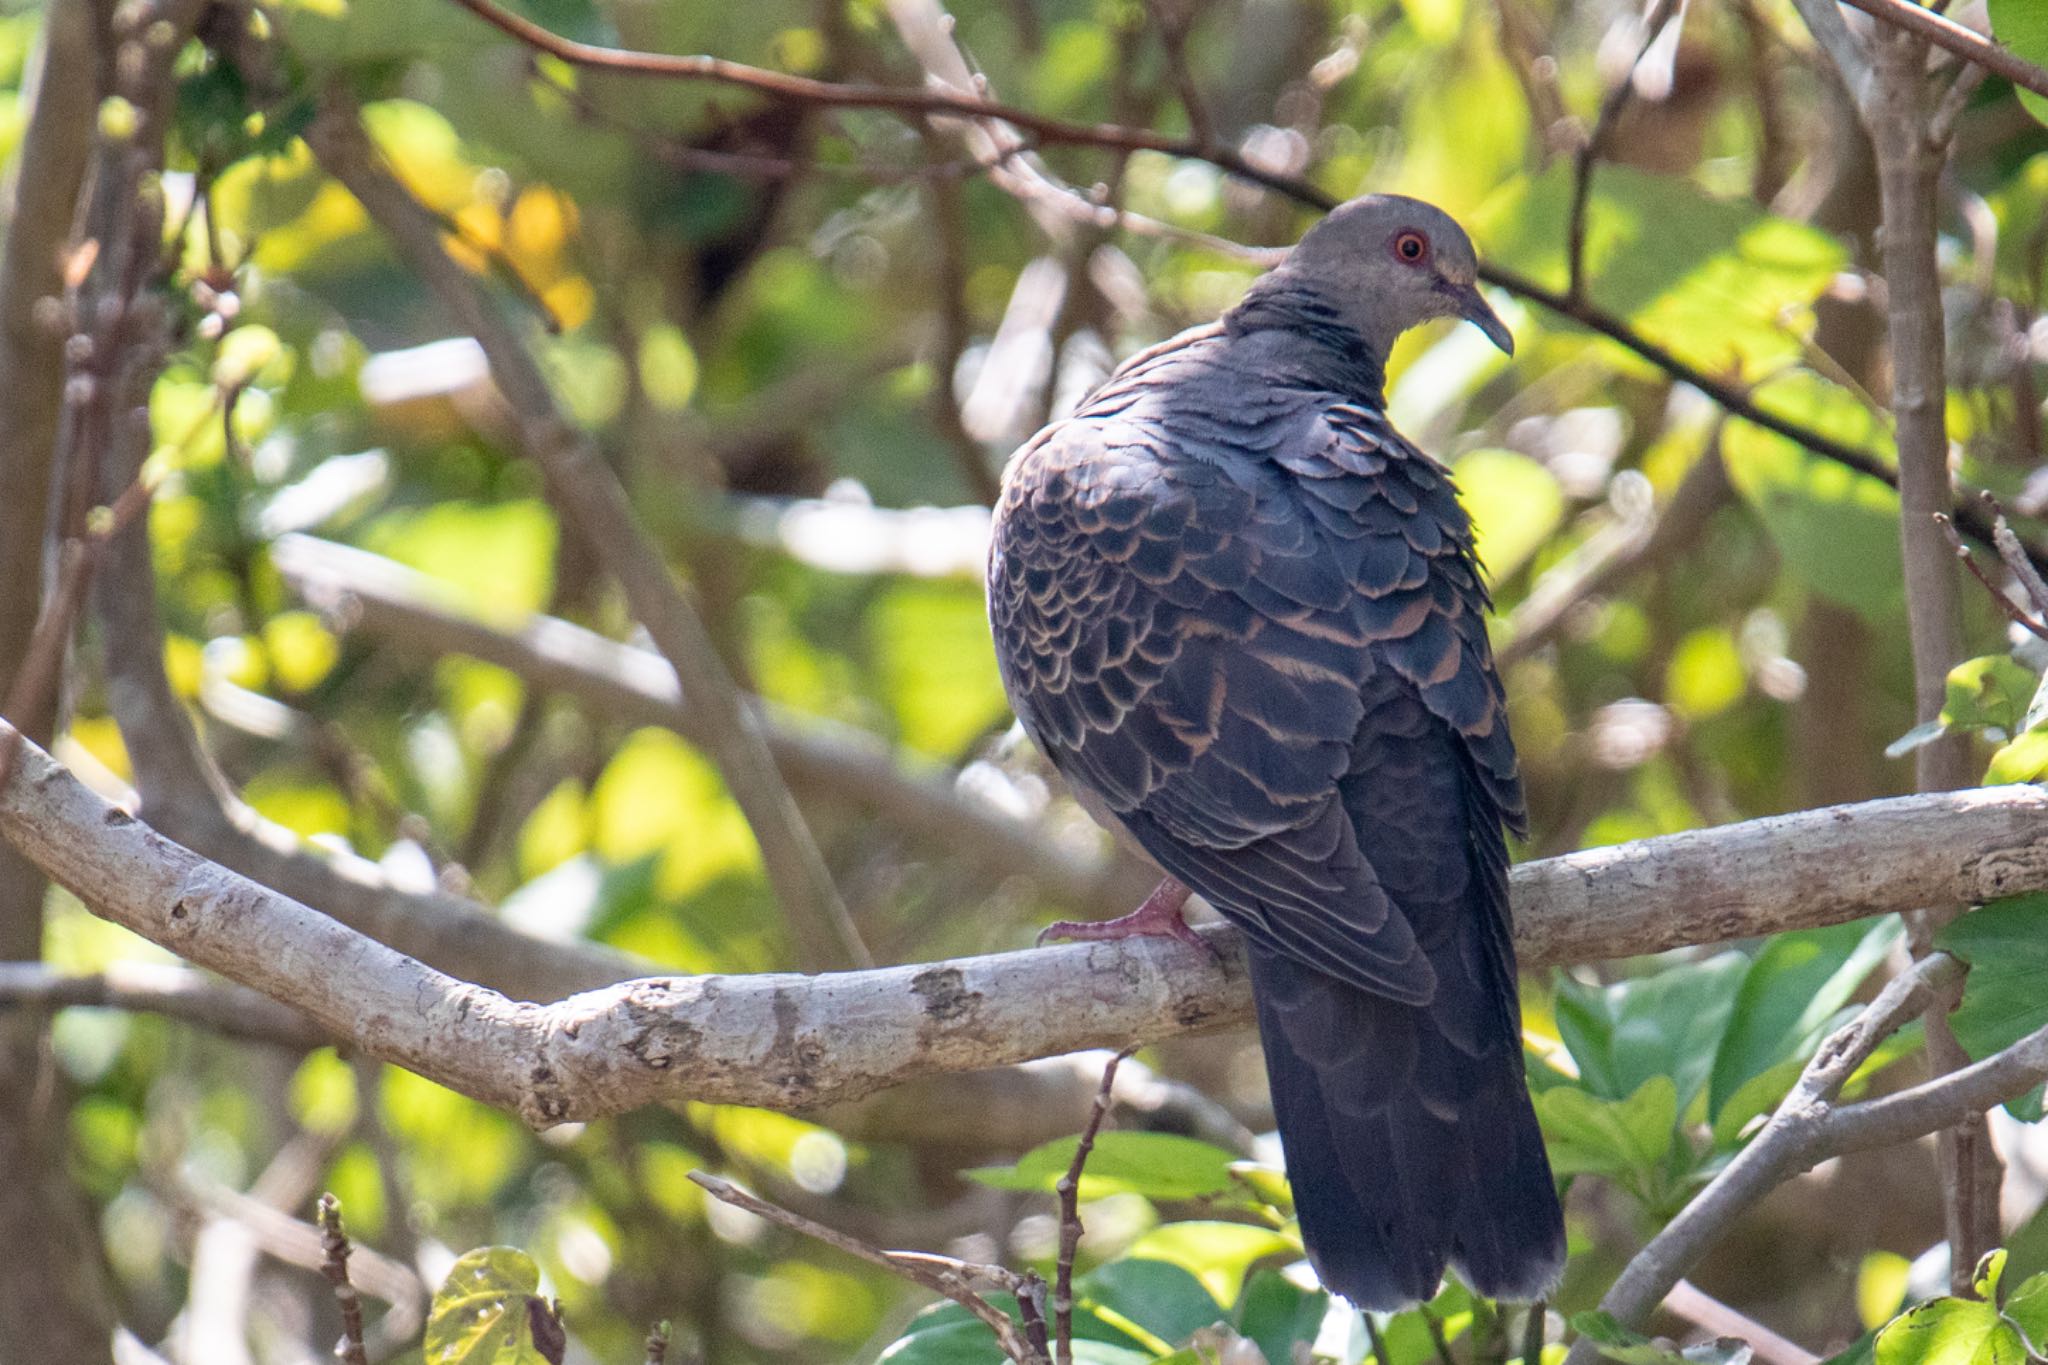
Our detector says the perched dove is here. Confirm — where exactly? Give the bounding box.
[986,194,1564,1309]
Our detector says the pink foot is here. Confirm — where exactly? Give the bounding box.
[1037,878,1218,959]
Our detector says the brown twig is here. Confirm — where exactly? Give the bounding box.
[688,1172,1047,1364]
[1419,1301,1460,1365]
[1143,0,1213,147]
[434,0,1291,190]
[1365,1315,1397,1365]
[1835,0,2048,100]
[1053,1048,1131,1365]
[1867,20,2000,1286]
[1986,495,2048,619]
[1663,1280,1819,1365]
[1935,513,2048,642]
[0,474,154,793]
[1520,1302,1548,1365]
[1567,0,1682,299]
[317,1195,371,1365]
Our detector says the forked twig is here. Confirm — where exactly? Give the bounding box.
[316,1194,370,1365]
[689,1171,1049,1363]
[1053,1048,1133,1365]
[1934,513,2048,643]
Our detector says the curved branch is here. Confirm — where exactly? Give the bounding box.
[6,722,2048,1122]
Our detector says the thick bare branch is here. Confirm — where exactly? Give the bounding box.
[302,94,869,974]
[7,723,2048,1121]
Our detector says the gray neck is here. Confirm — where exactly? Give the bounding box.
[1224,272,1390,402]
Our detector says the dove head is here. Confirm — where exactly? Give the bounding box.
[1270,193,1513,360]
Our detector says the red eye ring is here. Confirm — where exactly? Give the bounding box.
[1392,230,1429,265]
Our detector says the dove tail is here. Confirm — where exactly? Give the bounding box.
[1245,944,1565,1311]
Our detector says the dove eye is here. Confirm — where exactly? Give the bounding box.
[1392,231,1429,265]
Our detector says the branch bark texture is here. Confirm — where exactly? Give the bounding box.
[6,723,2047,1123]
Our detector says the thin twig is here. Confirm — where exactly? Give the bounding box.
[1143,0,1213,146]
[1567,0,1682,299]
[1935,513,2048,642]
[1985,494,2048,619]
[1054,1048,1131,1365]
[317,1195,371,1365]
[1835,0,2048,100]
[688,1172,1046,1364]
[1520,1302,1548,1365]
[1365,1315,1397,1365]
[0,473,154,792]
[1419,1301,1459,1365]
[1664,1280,1819,1365]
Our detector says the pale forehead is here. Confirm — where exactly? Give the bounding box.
[1292,194,1480,275]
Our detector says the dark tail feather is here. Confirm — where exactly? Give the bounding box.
[1247,944,1564,1311]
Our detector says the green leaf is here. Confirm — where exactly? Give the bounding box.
[1874,1297,2030,1365]
[1534,1076,1678,1180]
[1709,918,1901,1120]
[1233,1269,1329,1365]
[876,1315,1007,1365]
[1722,372,1902,627]
[1985,668,2048,783]
[1554,952,1746,1110]
[1977,1250,2009,1305]
[2002,1273,2048,1355]
[1123,1222,1298,1307]
[877,1294,1157,1365]
[1079,1259,1226,1348]
[360,499,558,624]
[424,1247,554,1365]
[1941,656,2042,739]
[1477,165,1845,371]
[1938,895,2048,1120]
[1987,0,2048,126]
[1456,448,1565,582]
[966,1132,1241,1201]
[1710,1051,1811,1150]
[1824,1330,1880,1365]
[1227,1161,1295,1214]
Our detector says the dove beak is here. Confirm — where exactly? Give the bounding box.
[1446,279,1514,356]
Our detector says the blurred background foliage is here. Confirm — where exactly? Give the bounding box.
[12,0,2048,1359]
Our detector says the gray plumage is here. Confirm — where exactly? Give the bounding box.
[986,194,1565,1308]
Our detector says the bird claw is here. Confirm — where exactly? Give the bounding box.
[1036,878,1220,961]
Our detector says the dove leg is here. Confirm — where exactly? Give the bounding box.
[1036,877,1216,957]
